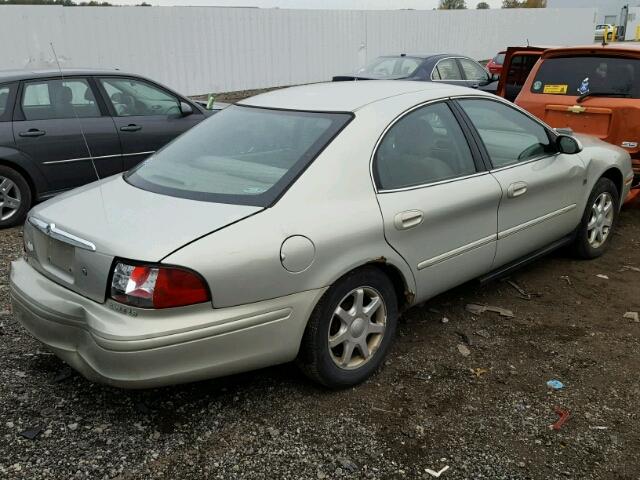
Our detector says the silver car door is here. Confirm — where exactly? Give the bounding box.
[456,97,586,268]
[373,101,502,304]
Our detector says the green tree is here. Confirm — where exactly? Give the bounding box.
[502,0,546,7]
[439,0,467,9]
[477,1,490,8]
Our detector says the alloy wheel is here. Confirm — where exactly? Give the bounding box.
[0,177,21,222]
[327,286,387,370]
[587,192,614,249]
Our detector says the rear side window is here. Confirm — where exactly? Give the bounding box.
[0,85,12,121]
[494,53,505,65]
[21,79,100,121]
[531,56,640,98]
[459,58,489,82]
[458,99,554,168]
[375,102,476,190]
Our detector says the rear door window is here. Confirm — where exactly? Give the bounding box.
[531,56,640,98]
[21,79,100,121]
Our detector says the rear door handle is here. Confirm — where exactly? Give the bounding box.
[19,129,46,138]
[394,210,423,230]
[507,181,528,198]
[120,124,142,132]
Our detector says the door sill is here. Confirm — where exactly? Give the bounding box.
[478,232,576,284]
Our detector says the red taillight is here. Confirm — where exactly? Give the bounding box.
[110,261,210,309]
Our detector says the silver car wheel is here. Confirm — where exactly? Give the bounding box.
[0,177,21,222]
[587,192,614,249]
[328,286,387,370]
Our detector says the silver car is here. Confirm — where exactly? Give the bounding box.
[10,81,633,389]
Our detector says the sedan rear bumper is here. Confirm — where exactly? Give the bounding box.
[10,258,325,389]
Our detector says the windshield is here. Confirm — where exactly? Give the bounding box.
[531,55,640,98]
[126,105,352,206]
[494,53,506,65]
[357,56,422,78]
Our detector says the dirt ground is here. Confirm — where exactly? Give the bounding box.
[0,205,639,480]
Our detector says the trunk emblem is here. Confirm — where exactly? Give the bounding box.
[567,105,586,114]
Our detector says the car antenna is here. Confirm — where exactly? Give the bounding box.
[50,42,100,181]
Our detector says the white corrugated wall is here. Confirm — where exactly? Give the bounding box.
[0,5,596,95]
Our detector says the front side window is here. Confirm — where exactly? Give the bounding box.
[459,58,489,82]
[99,77,180,116]
[126,105,352,206]
[357,56,422,78]
[458,99,554,168]
[21,78,100,121]
[432,58,462,81]
[375,102,476,190]
[531,56,640,98]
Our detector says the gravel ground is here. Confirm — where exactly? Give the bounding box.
[1,205,639,480]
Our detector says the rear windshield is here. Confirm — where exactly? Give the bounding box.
[125,105,352,206]
[494,53,506,65]
[358,56,422,78]
[531,56,640,98]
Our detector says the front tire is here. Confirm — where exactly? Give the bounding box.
[0,166,31,228]
[297,267,398,389]
[572,177,619,259]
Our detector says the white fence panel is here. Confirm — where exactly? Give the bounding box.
[0,5,596,95]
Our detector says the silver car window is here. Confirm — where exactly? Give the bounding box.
[458,99,554,168]
[126,105,352,206]
[374,102,477,190]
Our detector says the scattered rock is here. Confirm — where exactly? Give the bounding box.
[441,317,450,324]
[596,274,609,280]
[337,457,358,473]
[623,311,639,322]
[68,423,79,431]
[457,344,471,357]
[19,427,43,440]
[475,329,491,339]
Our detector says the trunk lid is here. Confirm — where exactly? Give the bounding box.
[24,175,262,302]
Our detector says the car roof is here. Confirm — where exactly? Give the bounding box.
[239,81,489,112]
[542,44,640,57]
[0,68,135,83]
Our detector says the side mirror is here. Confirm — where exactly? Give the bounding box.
[556,134,582,154]
[180,101,193,116]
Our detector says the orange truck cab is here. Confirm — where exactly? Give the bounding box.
[499,44,640,196]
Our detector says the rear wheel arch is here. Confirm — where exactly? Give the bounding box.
[0,158,36,203]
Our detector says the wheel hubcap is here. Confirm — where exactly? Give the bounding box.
[328,286,387,370]
[587,192,614,249]
[0,177,21,222]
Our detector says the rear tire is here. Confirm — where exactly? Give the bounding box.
[296,267,398,389]
[571,177,619,259]
[0,166,31,228]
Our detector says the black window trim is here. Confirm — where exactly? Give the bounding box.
[451,95,560,172]
[371,98,489,194]
[93,75,202,118]
[14,75,108,122]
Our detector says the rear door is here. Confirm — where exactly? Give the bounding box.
[96,76,203,170]
[497,48,545,101]
[456,97,586,268]
[373,100,502,303]
[13,77,122,192]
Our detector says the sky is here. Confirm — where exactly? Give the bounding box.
[113,0,505,9]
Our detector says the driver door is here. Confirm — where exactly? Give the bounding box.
[456,98,586,268]
[96,76,202,169]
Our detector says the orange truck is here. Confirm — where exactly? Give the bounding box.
[498,44,640,203]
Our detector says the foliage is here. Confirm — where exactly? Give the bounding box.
[502,0,546,7]
[439,0,467,9]
[477,1,490,8]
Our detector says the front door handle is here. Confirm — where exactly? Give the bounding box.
[19,129,46,138]
[120,124,142,132]
[394,210,423,230]
[507,181,528,198]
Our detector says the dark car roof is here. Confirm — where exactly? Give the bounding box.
[379,53,465,60]
[0,68,136,83]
